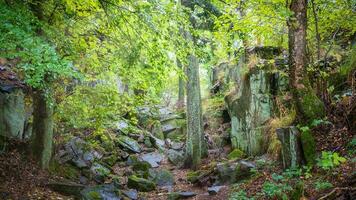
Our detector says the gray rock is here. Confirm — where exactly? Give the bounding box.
[207,186,225,195]
[90,163,110,183]
[179,191,197,197]
[167,149,185,167]
[140,152,164,168]
[117,136,141,153]
[47,181,84,197]
[116,120,129,133]
[168,191,197,200]
[151,169,174,186]
[276,126,303,169]
[216,160,255,184]
[122,189,138,200]
[162,124,177,134]
[81,184,121,200]
[170,142,184,150]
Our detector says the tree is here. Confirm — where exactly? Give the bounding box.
[288,0,325,121]
[177,59,185,109]
[185,53,203,169]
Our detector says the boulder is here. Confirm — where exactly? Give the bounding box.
[47,181,85,197]
[168,191,197,200]
[122,189,138,200]
[276,127,303,169]
[151,169,174,187]
[90,163,111,183]
[208,186,225,195]
[116,136,141,153]
[139,152,164,168]
[167,149,185,167]
[216,160,255,184]
[116,120,129,134]
[127,175,156,192]
[151,121,165,140]
[227,149,245,160]
[81,184,121,200]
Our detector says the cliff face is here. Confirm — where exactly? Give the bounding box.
[211,46,285,156]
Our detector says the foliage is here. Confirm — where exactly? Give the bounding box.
[262,181,292,200]
[317,151,346,170]
[229,190,255,200]
[314,180,333,191]
[0,2,73,91]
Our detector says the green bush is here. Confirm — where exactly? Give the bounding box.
[317,151,346,170]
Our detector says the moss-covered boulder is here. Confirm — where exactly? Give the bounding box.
[276,127,303,169]
[299,91,326,120]
[227,149,245,160]
[151,169,174,186]
[116,136,141,153]
[216,160,255,184]
[300,128,316,166]
[81,184,121,200]
[127,175,156,192]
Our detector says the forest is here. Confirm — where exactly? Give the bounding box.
[0,0,355,199]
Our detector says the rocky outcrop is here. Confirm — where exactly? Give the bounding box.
[276,126,303,169]
[211,46,284,156]
[0,66,25,139]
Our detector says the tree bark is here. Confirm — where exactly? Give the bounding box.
[177,58,185,109]
[29,0,55,169]
[31,90,54,169]
[288,0,325,120]
[185,54,203,169]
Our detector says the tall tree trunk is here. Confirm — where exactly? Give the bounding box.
[177,58,185,109]
[185,54,203,169]
[31,90,54,169]
[288,0,325,121]
[29,0,55,169]
[310,0,321,60]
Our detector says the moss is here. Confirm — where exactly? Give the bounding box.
[300,129,316,166]
[132,161,151,172]
[227,149,245,160]
[88,191,101,200]
[167,192,180,200]
[299,90,325,120]
[102,154,118,166]
[127,175,156,192]
[187,171,201,183]
[49,161,80,180]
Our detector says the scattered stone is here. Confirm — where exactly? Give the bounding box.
[90,163,110,183]
[116,136,141,153]
[122,189,138,200]
[151,169,174,186]
[216,160,256,184]
[168,191,197,200]
[81,184,121,200]
[167,149,185,167]
[127,175,156,192]
[47,181,85,197]
[139,152,164,168]
[207,186,225,195]
[116,120,129,133]
[170,142,184,150]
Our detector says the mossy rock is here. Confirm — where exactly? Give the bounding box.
[227,149,245,160]
[102,154,119,166]
[132,160,151,172]
[49,161,80,180]
[152,169,174,186]
[300,129,316,166]
[186,171,201,183]
[127,175,156,192]
[300,91,325,120]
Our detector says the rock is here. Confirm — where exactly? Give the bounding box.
[127,175,156,192]
[148,134,165,151]
[81,184,121,200]
[90,163,111,183]
[276,127,303,169]
[151,121,165,140]
[168,191,197,200]
[122,189,138,200]
[216,160,255,184]
[162,123,177,134]
[0,88,25,139]
[227,149,245,160]
[57,137,102,169]
[300,128,316,166]
[167,149,185,167]
[132,160,151,172]
[151,169,174,186]
[186,169,213,184]
[116,120,129,133]
[170,141,184,150]
[207,186,225,195]
[116,136,141,153]
[47,181,85,197]
[139,152,164,168]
